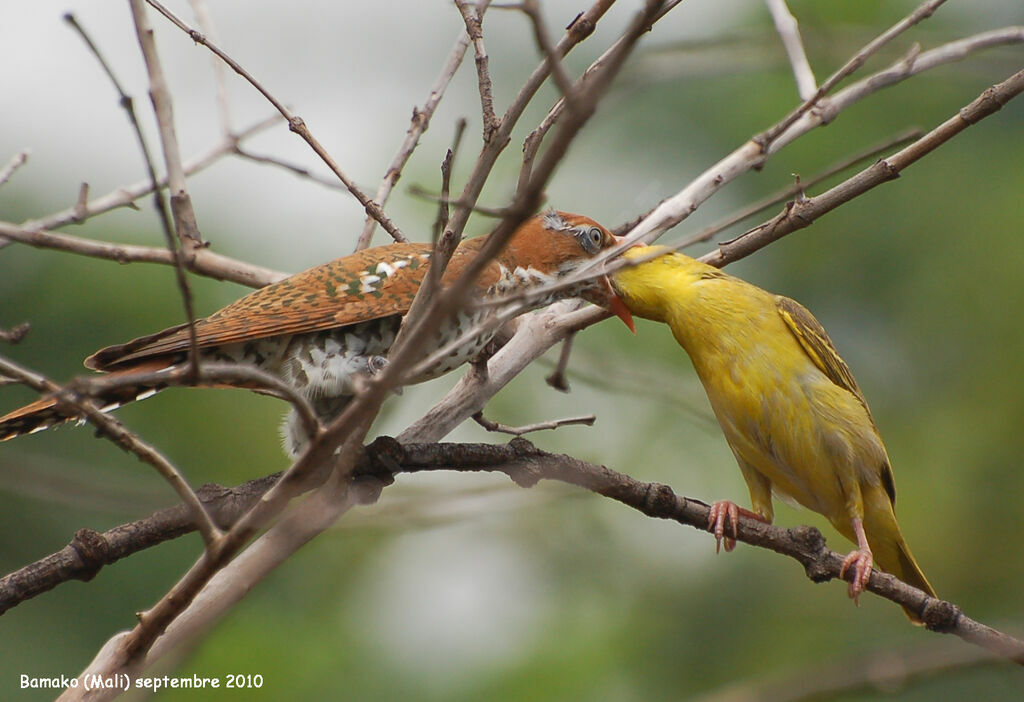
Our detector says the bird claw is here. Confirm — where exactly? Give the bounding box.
[839,548,874,604]
[707,501,740,554]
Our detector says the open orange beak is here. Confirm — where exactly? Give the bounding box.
[603,234,636,333]
[602,276,635,334]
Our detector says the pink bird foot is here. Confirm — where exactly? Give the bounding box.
[707,501,765,554]
[839,517,874,603]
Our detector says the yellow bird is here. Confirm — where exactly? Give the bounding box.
[612,245,936,621]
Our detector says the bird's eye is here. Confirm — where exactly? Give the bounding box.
[577,226,604,254]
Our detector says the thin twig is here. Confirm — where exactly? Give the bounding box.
[704,67,1024,268]
[575,22,1023,281]
[391,439,1024,664]
[521,0,579,109]
[394,0,669,391]
[0,472,283,615]
[756,0,949,151]
[0,323,30,345]
[142,0,406,243]
[355,7,485,250]
[764,0,817,100]
[187,0,233,135]
[233,147,350,190]
[444,0,618,243]
[680,127,922,247]
[74,362,321,446]
[768,24,1024,154]
[432,118,467,242]
[693,634,1006,702]
[0,355,222,548]
[0,220,285,288]
[126,2,204,377]
[545,331,576,392]
[0,150,29,188]
[72,182,90,222]
[126,1,204,251]
[472,411,595,435]
[18,113,280,234]
[517,0,683,198]
[407,186,509,218]
[456,0,502,141]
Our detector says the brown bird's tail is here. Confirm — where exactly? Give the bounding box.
[865,507,937,624]
[0,359,174,442]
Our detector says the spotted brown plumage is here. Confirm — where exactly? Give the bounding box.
[0,211,632,455]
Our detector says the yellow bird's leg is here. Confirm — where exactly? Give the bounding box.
[839,517,873,604]
[708,458,773,553]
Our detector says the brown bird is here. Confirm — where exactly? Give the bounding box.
[0,211,632,455]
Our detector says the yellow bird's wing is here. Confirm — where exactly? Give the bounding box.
[775,295,897,504]
[775,296,866,404]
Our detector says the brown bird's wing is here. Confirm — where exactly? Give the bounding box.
[86,243,435,370]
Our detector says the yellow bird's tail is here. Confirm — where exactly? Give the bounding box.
[862,496,937,624]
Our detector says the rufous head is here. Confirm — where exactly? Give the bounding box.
[499,211,634,332]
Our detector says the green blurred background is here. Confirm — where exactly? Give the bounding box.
[2,1,1023,700]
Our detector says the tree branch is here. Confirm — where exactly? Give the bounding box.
[703,67,1024,268]
[763,0,817,100]
[14,439,1024,667]
[141,0,406,243]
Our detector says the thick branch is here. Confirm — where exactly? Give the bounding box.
[13,440,1024,666]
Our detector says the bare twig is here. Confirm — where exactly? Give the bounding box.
[432,118,468,243]
[407,186,509,218]
[516,0,684,197]
[74,362,321,446]
[394,0,670,391]
[0,150,29,188]
[142,0,406,243]
[456,0,502,141]
[756,0,949,151]
[444,0,618,242]
[578,22,1024,277]
[0,473,282,615]
[72,182,90,222]
[704,67,1024,268]
[693,634,1006,702]
[13,436,1024,667]
[355,9,484,249]
[521,0,579,109]
[115,3,203,376]
[399,300,602,443]
[0,355,221,548]
[764,0,817,100]
[0,323,30,345]
[768,24,1024,155]
[392,439,1024,663]
[680,127,922,248]
[233,147,350,190]
[473,411,595,435]
[0,221,285,288]
[126,1,204,250]
[187,0,233,135]
[545,331,576,391]
[16,113,280,234]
